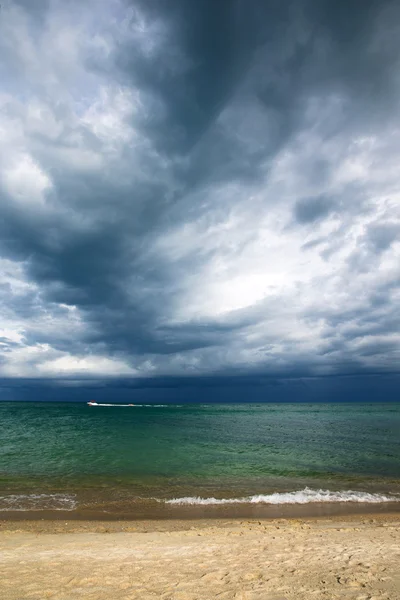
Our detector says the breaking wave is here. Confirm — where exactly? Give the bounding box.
[163,488,399,505]
[0,493,77,511]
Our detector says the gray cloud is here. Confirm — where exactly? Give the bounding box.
[367,222,400,252]
[0,0,399,394]
[294,195,336,224]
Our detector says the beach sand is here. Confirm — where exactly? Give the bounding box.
[1,515,399,600]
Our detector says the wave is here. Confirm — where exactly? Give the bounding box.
[163,488,399,505]
[2,488,398,512]
[0,493,77,511]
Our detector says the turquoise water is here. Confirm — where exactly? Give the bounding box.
[0,402,399,513]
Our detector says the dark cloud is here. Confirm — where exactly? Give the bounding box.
[367,222,400,252]
[1,373,399,403]
[115,0,277,152]
[0,0,399,396]
[294,195,336,224]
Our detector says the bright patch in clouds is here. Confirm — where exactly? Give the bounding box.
[38,355,136,377]
[2,153,52,206]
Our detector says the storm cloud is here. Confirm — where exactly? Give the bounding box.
[0,0,399,398]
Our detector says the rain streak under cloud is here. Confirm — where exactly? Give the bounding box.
[0,0,399,400]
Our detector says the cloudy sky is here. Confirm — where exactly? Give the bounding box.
[0,0,399,401]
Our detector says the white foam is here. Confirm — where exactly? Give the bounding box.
[163,488,399,505]
[90,404,170,407]
[91,404,133,407]
[0,493,77,511]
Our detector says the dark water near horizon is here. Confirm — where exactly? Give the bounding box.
[1,402,400,518]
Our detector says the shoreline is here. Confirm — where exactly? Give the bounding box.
[1,510,400,532]
[1,500,400,522]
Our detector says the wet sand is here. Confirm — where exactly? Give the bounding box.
[1,514,399,600]
[1,499,400,522]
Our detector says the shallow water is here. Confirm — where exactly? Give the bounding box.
[0,402,399,516]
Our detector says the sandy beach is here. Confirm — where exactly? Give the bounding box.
[1,515,399,600]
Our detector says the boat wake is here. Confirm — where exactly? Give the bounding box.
[87,403,170,407]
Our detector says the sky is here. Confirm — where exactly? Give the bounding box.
[0,0,399,401]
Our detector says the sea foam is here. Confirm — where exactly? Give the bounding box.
[0,493,77,511]
[164,487,399,505]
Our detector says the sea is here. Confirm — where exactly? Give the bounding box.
[1,402,399,519]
